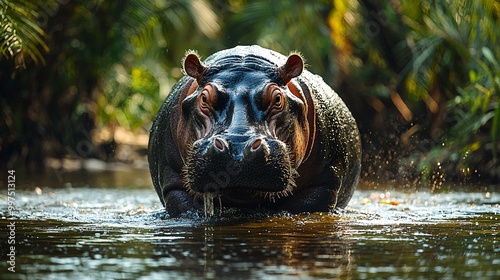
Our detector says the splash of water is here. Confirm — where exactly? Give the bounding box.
[203,193,215,218]
[203,193,223,218]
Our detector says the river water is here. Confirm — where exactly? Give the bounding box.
[1,169,498,279]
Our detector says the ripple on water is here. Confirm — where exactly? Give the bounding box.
[1,186,498,279]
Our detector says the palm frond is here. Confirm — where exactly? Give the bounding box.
[0,0,48,64]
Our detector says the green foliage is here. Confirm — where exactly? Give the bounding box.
[1,0,497,182]
[331,0,499,180]
[94,0,223,132]
[0,0,164,165]
[224,0,334,79]
[0,0,48,64]
[98,66,160,130]
[476,47,500,162]
[404,2,499,180]
[409,1,500,178]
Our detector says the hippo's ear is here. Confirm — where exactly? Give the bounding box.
[183,52,207,83]
[278,54,304,84]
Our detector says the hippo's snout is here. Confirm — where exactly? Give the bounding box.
[183,134,296,197]
[205,135,268,162]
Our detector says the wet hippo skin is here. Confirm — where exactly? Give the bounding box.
[148,45,361,217]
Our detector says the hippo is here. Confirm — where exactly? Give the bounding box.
[148,45,361,217]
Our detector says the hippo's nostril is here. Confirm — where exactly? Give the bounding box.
[250,138,262,151]
[214,138,225,151]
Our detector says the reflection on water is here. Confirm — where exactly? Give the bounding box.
[0,170,498,279]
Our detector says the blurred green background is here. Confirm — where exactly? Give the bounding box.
[1,0,499,186]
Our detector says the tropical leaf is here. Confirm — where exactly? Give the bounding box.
[226,0,334,78]
[0,0,48,64]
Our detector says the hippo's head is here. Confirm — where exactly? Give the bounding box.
[175,50,313,207]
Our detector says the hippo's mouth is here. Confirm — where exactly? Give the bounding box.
[183,161,299,198]
[216,189,268,207]
[217,187,295,206]
[182,162,299,206]
[186,187,294,211]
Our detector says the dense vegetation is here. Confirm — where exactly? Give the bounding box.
[1,0,499,185]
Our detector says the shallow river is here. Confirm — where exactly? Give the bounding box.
[1,169,499,279]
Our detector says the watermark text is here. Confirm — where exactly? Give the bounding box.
[6,170,17,273]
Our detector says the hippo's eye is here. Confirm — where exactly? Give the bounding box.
[271,89,284,110]
[274,93,282,106]
[198,87,213,115]
[263,85,285,114]
[200,91,209,104]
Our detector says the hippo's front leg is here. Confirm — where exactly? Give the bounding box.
[158,165,195,217]
[163,190,195,217]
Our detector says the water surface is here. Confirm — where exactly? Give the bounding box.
[1,169,498,279]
